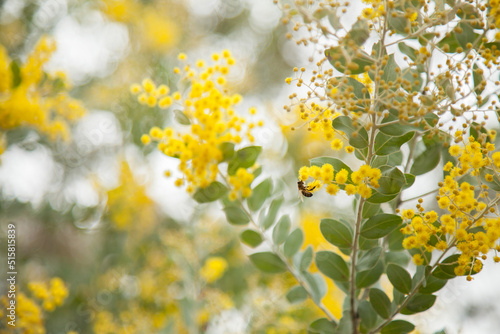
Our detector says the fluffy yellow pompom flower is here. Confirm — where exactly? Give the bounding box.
[28,277,68,312]
[331,139,343,151]
[0,37,85,148]
[200,257,228,283]
[335,169,349,184]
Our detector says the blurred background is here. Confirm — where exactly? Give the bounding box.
[0,0,500,333]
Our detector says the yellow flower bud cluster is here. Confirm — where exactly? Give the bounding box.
[298,163,381,198]
[27,277,68,312]
[0,37,86,153]
[130,78,171,108]
[489,0,500,27]
[140,51,262,193]
[228,168,255,201]
[295,103,356,153]
[106,161,156,231]
[1,293,44,333]
[199,256,229,283]
[401,135,500,279]
[361,5,384,20]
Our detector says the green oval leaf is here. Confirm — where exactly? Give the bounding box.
[325,47,374,75]
[398,42,417,61]
[366,191,398,204]
[350,127,369,149]
[304,272,327,304]
[385,251,411,267]
[249,252,287,273]
[253,166,262,177]
[240,230,263,248]
[378,120,418,136]
[455,22,477,49]
[10,60,22,88]
[223,205,250,225]
[284,228,304,258]
[315,251,349,282]
[273,215,291,245]
[404,173,415,189]
[369,288,392,319]
[308,318,338,334]
[410,145,441,176]
[357,247,382,271]
[473,63,485,96]
[228,146,262,176]
[286,285,308,304]
[361,213,402,239]
[374,132,414,156]
[359,300,378,332]
[349,19,370,46]
[247,178,272,211]
[356,260,383,288]
[320,218,353,249]
[300,246,314,272]
[381,320,415,334]
[310,156,353,174]
[331,115,356,136]
[362,202,381,218]
[173,109,191,125]
[193,181,228,203]
[377,166,406,195]
[432,254,460,279]
[261,197,284,230]
[419,276,447,294]
[388,13,408,33]
[387,264,412,294]
[437,34,460,53]
[387,228,405,251]
[401,294,436,314]
[219,142,235,162]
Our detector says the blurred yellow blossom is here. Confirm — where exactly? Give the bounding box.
[200,256,229,283]
[100,0,181,52]
[106,161,157,231]
[0,37,85,154]
[1,278,68,334]
[28,277,68,311]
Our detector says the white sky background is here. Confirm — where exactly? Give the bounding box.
[1,0,500,333]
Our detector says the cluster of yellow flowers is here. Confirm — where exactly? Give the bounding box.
[93,253,181,333]
[361,0,385,20]
[295,103,347,152]
[489,0,500,27]
[106,161,156,231]
[298,163,381,198]
[94,306,178,334]
[401,134,500,280]
[199,256,229,283]
[0,37,85,154]
[228,168,255,200]
[100,0,180,52]
[28,277,69,312]
[137,51,262,193]
[130,78,171,108]
[0,278,68,334]
[0,293,43,334]
[286,70,372,154]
